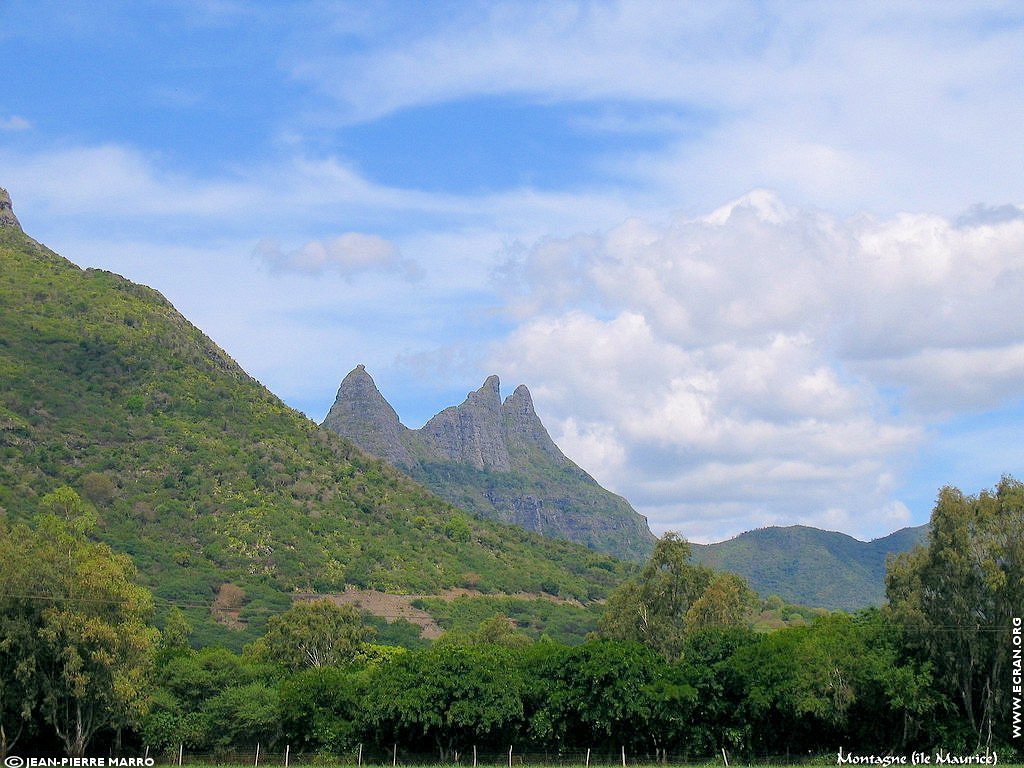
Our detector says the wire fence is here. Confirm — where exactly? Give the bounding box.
[134,745,841,768]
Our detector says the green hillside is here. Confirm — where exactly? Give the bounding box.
[690,524,928,610]
[0,225,632,646]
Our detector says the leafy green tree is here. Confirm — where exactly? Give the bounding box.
[141,645,281,753]
[1,488,158,757]
[202,681,280,751]
[363,643,524,760]
[597,533,713,659]
[886,477,1024,750]
[436,614,534,650]
[159,607,193,653]
[685,572,758,630]
[246,599,373,672]
[726,612,939,757]
[523,639,687,755]
[0,521,44,758]
[280,666,369,752]
[472,614,533,648]
[674,627,760,758]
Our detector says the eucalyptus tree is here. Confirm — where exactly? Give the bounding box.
[597,532,757,659]
[886,477,1024,750]
[245,598,373,672]
[1,487,158,757]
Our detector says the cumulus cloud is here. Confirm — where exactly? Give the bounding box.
[253,233,420,280]
[490,192,1024,540]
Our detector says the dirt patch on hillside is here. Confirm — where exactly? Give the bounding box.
[296,587,586,640]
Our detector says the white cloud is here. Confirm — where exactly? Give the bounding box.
[0,144,260,220]
[253,233,421,280]
[0,115,31,131]
[490,192,1024,540]
[292,2,1024,214]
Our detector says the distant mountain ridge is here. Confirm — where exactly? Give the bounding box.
[322,366,656,560]
[691,523,929,610]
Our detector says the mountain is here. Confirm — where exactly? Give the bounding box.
[322,365,656,561]
[0,191,633,647]
[690,524,929,611]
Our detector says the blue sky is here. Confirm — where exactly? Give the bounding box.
[3,1,1024,542]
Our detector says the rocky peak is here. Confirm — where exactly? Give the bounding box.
[320,365,657,560]
[420,375,512,471]
[0,188,22,230]
[503,384,571,468]
[322,364,413,466]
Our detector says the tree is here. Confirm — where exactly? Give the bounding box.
[673,626,761,758]
[141,645,282,753]
[363,643,524,760]
[597,533,714,659]
[0,522,44,758]
[280,666,369,752]
[246,599,373,672]
[886,477,1024,750]
[158,607,193,653]
[1,488,158,756]
[436,614,533,650]
[523,639,687,756]
[685,572,759,630]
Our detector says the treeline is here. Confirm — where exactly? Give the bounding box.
[1,480,1021,760]
[138,611,926,760]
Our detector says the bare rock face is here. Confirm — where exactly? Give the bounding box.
[0,188,22,230]
[321,365,414,467]
[322,366,657,561]
[420,375,512,471]
[502,383,570,469]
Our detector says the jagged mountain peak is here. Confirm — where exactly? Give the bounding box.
[321,366,656,560]
[322,364,412,466]
[0,188,22,230]
[505,383,534,408]
[421,374,511,471]
[461,374,504,413]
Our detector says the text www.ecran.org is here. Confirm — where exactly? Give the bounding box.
[1012,617,1021,739]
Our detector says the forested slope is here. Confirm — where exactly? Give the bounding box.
[0,224,631,646]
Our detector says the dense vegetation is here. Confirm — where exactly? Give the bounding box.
[691,524,929,610]
[2,481,1020,760]
[0,228,632,647]
[405,455,653,562]
[412,595,606,646]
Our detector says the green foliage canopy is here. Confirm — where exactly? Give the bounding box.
[598,533,755,659]
[886,477,1024,751]
[245,599,373,672]
[0,488,158,757]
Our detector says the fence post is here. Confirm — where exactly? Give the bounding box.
[285,745,290,768]
[473,745,477,768]
[255,742,260,768]
[721,747,729,767]
[393,743,397,767]
[358,743,363,768]
[178,744,183,767]
[509,745,513,768]
[621,746,626,767]
[585,748,590,768]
